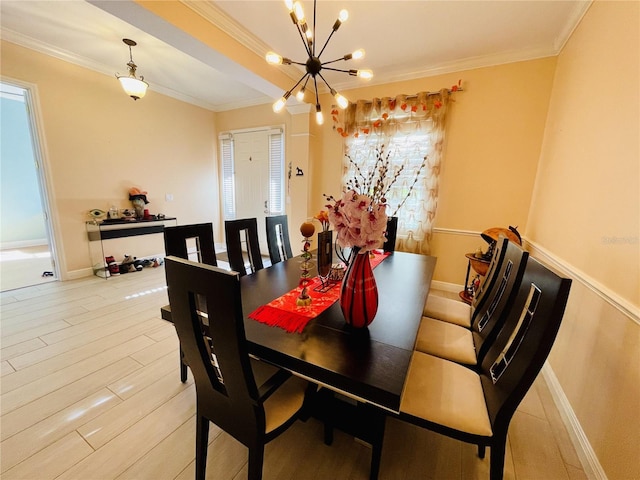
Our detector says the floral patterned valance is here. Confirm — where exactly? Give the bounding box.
[332,81,461,138]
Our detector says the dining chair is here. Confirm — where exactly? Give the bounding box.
[225,218,264,276]
[164,222,218,382]
[164,256,314,480]
[397,257,571,480]
[414,240,529,369]
[423,236,510,328]
[265,215,293,265]
[163,222,218,266]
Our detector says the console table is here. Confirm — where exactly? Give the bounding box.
[87,217,177,277]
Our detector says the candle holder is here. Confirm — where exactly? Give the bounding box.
[297,221,316,306]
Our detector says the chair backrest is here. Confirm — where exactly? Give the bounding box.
[470,237,510,318]
[225,218,264,276]
[265,215,293,265]
[163,223,217,266]
[470,240,529,365]
[479,257,571,435]
[164,256,265,445]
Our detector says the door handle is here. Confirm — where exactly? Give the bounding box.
[264,200,268,214]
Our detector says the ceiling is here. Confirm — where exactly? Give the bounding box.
[0,0,591,112]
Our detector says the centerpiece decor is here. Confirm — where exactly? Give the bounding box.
[325,146,402,328]
[314,210,334,292]
[296,221,316,306]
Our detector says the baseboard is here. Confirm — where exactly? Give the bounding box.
[430,280,462,294]
[0,239,48,250]
[541,364,608,480]
[66,268,94,280]
[67,253,167,281]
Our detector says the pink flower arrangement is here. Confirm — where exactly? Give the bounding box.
[325,191,388,252]
[324,144,426,254]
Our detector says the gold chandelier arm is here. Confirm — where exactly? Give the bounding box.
[321,57,350,66]
[317,28,337,59]
[294,22,313,58]
[313,75,321,107]
[293,73,310,92]
[316,71,334,93]
[321,66,352,74]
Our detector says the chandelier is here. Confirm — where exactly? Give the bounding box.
[116,39,149,101]
[266,0,372,124]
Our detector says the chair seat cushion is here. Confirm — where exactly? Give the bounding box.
[251,359,307,434]
[422,295,472,328]
[415,317,477,365]
[400,352,492,437]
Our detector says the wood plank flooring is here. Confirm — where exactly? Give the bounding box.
[1,265,587,479]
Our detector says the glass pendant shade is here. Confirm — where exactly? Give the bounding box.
[118,75,148,101]
[116,39,148,101]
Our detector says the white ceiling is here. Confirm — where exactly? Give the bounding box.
[0,0,591,112]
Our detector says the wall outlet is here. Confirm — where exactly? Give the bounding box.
[165,193,174,202]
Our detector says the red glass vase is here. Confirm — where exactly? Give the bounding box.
[340,247,379,328]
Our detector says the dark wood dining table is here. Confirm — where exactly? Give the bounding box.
[161,250,435,479]
[162,251,436,413]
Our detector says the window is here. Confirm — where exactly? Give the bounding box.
[338,90,452,254]
[219,133,235,220]
[268,129,285,215]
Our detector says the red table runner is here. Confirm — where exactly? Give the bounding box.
[249,251,390,333]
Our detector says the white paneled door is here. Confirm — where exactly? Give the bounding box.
[233,130,270,255]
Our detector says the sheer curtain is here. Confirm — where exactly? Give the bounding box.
[337,89,451,255]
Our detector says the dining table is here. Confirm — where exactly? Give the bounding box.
[161,250,436,479]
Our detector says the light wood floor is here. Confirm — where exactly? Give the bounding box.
[0,266,587,480]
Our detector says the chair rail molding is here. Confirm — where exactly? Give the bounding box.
[524,239,640,325]
[432,227,479,237]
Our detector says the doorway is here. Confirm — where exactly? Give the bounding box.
[0,81,58,291]
[220,127,285,256]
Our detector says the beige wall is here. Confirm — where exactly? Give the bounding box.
[311,58,557,284]
[1,41,219,277]
[2,1,638,475]
[527,1,640,478]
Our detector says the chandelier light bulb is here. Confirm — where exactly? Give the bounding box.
[293,2,305,23]
[284,0,294,11]
[273,94,289,113]
[315,105,324,125]
[352,49,365,60]
[331,90,349,109]
[357,69,373,80]
[266,52,283,65]
[339,9,349,23]
[296,88,306,102]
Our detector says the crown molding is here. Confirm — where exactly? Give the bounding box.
[0,28,226,111]
[554,0,593,52]
[181,0,303,86]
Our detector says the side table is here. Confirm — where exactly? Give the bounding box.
[87,217,177,277]
[459,253,490,304]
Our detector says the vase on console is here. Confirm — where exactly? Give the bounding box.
[317,230,333,283]
[340,247,378,328]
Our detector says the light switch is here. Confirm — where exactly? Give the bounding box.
[165,193,174,202]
